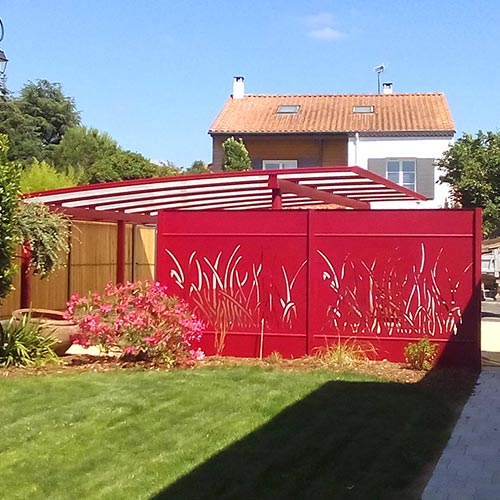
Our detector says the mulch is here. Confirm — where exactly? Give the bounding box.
[0,353,428,383]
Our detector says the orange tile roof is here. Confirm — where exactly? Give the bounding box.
[209,93,455,135]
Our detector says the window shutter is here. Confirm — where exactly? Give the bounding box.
[416,159,435,199]
[367,159,386,178]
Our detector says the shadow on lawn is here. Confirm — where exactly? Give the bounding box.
[151,369,476,500]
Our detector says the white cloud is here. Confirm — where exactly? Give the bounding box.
[309,27,344,40]
[304,11,345,41]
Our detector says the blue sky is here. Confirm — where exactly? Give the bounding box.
[2,1,499,167]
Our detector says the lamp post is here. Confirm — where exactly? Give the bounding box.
[0,49,8,74]
[0,19,8,94]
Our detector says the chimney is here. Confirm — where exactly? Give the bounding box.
[382,82,393,94]
[232,76,245,99]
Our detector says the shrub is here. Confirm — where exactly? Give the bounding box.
[313,338,376,368]
[0,134,20,300]
[404,338,439,371]
[65,281,205,367]
[16,201,71,277]
[0,314,59,367]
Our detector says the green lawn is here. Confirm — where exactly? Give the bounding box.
[0,366,475,500]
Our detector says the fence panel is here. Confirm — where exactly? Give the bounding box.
[0,222,156,318]
[307,210,481,367]
[157,209,480,368]
[157,210,309,357]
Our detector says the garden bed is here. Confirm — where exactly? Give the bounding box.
[1,353,426,383]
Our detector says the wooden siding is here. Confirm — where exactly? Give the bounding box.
[211,134,348,170]
[0,222,156,318]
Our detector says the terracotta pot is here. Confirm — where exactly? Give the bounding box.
[11,308,78,356]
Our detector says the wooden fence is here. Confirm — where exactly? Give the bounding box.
[0,221,156,318]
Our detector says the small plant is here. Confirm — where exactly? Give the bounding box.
[0,314,59,367]
[64,280,205,367]
[404,338,439,371]
[313,337,376,368]
[265,351,283,365]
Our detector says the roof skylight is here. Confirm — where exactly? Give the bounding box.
[277,105,300,114]
[353,105,375,113]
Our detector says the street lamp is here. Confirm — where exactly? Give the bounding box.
[0,18,7,94]
[0,49,8,75]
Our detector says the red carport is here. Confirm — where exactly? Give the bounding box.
[26,167,482,368]
[26,166,426,289]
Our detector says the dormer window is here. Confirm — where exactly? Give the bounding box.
[277,105,300,114]
[353,105,374,113]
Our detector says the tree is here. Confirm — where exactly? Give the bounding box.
[0,134,20,300]
[438,131,500,236]
[0,93,41,162]
[0,80,80,164]
[87,150,158,183]
[222,137,251,172]
[52,126,119,172]
[185,160,212,174]
[20,160,79,194]
[17,80,80,151]
[155,160,183,177]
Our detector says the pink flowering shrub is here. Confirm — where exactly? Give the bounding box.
[64,281,205,366]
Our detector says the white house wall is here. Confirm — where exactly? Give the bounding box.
[347,135,454,209]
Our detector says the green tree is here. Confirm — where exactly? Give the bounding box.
[438,131,500,236]
[185,160,212,174]
[0,134,20,300]
[222,137,251,172]
[52,126,119,172]
[17,80,80,150]
[155,160,183,177]
[0,80,80,164]
[20,160,79,194]
[0,93,41,162]
[87,150,158,183]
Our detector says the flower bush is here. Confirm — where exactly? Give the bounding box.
[64,281,205,366]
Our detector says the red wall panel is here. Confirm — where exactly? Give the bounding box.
[157,211,308,358]
[157,209,481,368]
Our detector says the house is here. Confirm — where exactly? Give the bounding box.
[208,77,456,208]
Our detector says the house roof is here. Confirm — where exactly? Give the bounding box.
[25,167,426,224]
[209,93,455,136]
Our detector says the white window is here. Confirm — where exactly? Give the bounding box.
[386,160,416,190]
[262,160,298,170]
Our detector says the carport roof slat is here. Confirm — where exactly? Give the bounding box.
[24,166,426,222]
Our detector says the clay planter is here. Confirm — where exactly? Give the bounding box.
[11,308,78,356]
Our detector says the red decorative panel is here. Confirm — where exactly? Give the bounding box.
[307,210,481,368]
[157,209,481,369]
[157,211,308,358]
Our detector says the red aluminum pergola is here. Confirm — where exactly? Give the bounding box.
[24,167,426,304]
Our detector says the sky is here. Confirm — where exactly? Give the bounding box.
[1,0,499,168]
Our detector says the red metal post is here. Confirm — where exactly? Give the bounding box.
[20,242,32,309]
[472,208,483,371]
[271,189,282,210]
[116,220,126,284]
[268,174,282,210]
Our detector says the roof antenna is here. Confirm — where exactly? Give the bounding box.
[374,65,385,94]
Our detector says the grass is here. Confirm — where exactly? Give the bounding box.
[0,366,476,500]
